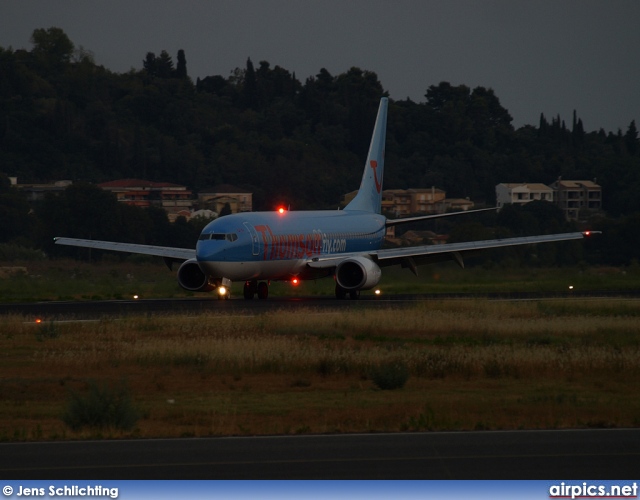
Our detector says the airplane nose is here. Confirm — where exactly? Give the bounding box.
[196,240,212,262]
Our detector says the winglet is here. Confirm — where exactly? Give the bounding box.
[344,97,388,213]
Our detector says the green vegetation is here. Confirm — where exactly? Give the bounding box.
[1,299,639,440]
[0,27,639,266]
[369,361,410,390]
[62,379,139,431]
[1,258,639,303]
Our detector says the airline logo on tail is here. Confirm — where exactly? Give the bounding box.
[371,159,383,194]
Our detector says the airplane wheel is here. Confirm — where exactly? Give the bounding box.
[257,282,269,300]
[335,284,347,300]
[243,280,257,300]
[349,290,360,300]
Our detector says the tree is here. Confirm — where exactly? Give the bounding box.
[219,202,232,217]
[156,50,174,78]
[0,174,33,244]
[30,27,74,70]
[625,120,638,156]
[175,49,187,79]
[143,52,158,76]
[242,57,258,109]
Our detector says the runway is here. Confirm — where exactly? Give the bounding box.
[1,429,638,479]
[1,290,638,319]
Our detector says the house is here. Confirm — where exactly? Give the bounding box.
[98,179,193,221]
[198,184,253,214]
[495,183,554,210]
[550,179,602,221]
[10,178,72,201]
[344,187,456,217]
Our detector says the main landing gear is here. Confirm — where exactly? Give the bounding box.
[243,280,269,300]
[335,284,360,300]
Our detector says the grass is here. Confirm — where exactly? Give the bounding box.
[1,258,640,302]
[1,299,640,440]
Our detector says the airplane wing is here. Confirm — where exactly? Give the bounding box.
[53,237,195,261]
[307,231,598,272]
[385,207,498,226]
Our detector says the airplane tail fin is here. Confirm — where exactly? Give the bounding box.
[344,97,388,213]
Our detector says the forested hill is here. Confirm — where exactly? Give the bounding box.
[1,27,639,215]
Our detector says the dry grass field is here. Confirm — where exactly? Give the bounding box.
[2,299,639,441]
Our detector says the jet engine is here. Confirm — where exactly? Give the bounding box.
[177,259,215,292]
[335,256,381,291]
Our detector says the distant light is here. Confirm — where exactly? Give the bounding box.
[278,207,286,214]
[374,289,381,296]
[35,318,42,324]
[569,285,574,290]
[133,294,139,300]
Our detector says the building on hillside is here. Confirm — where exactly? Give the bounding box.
[9,178,72,201]
[343,186,462,217]
[343,186,475,240]
[197,184,253,214]
[495,183,554,210]
[444,198,475,212]
[407,187,447,213]
[98,179,193,222]
[549,179,602,221]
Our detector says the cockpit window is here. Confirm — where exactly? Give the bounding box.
[198,233,237,242]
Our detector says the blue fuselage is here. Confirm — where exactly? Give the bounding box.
[195,210,386,281]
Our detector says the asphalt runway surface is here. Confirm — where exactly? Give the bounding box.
[2,290,639,319]
[1,429,639,479]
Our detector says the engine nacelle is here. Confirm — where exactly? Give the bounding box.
[177,258,215,292]
[335,256,381,291]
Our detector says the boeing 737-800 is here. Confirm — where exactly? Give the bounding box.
[55,97,595,300]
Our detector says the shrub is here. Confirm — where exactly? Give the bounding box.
[369,360,409,390]
[62,380,139,431]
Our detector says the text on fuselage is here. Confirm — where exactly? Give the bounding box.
[254,225,346,260]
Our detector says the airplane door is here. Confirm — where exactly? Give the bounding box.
[243,222,260,256]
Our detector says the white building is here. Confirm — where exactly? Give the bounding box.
[495,183,554,210]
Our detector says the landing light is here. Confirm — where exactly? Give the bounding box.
[218,286,227,296]
[374,289,381,296]
[569,285,574,291]
[133,294,139,300]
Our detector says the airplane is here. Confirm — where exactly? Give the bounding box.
[55,97,597,300]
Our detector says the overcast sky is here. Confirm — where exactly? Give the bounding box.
[3,0,639,132]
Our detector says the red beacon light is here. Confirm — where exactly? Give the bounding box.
[291,278,299,286]
[278,207,286,214]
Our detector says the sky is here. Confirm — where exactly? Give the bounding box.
[2,0,639,132]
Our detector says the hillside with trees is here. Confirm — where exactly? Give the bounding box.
[1,27,639,265]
